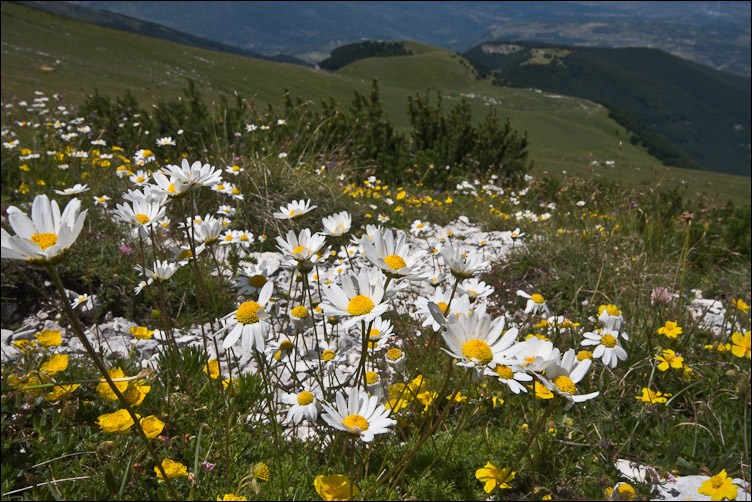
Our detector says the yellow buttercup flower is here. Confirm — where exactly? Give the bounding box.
[12,339,37,354]
[154,458,188,480]
[204,359,220,379]
[314,474,358,501]
[217,495,247,501]
[139,415,166,439]
[97,409,137,433]
[731,298,750,313]
[40,354,69,375]
[698,469,738,501]
[46,383,80,402]
[658,321,682,339]
[635,387,671,405]
[475,461,515,493]
[731,331,750,359]
[129,326,154,339]
[656,349,684,371]
[35,329,62,346]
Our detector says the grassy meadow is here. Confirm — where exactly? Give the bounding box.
[1,2,751,501]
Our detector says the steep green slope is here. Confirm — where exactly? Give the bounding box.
[16,1,310,66]
[463,41,752,176]
[1,2,749,204]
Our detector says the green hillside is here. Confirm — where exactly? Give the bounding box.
[463,41,752,177]
[1,1,749,205]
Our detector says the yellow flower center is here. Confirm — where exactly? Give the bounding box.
[293,245,309,256]
[553,375,576,394]
[291,306,309,319]
[167,183,176,193]
[386,348,403,361]
[494,364,514,380]
[141,150,153,157]
[248,274,267,288]
[601,334,617,348]
[437,302,450,315]
[177,249,193,260]
[280,340,294,351]
[369,328,381,339]
[321,350,336,361]
[531,294,545,304]
[366,371,380,385]
[711,475,723,489]
[135,214,150,225]
[297,391,314,405]
[347,295,375,316]
[236,301,262,324]
[232,165,240,171]
[343,414,369,432]
[384,254,407,270]
[577,350,593,361]
[606,304,621,316]
[136,176,145,183]
[31,232,58,251]
[461,339,493,365]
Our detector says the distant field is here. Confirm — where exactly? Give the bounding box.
[2,1,749,205]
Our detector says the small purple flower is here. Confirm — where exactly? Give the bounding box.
[581,299,589,306]
[630,200,638,207]
[201,460,216,472]
[119,244,132,255]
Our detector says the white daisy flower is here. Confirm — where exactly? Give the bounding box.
[597,304,628,339]
[509,336,560,375]
[183,214,223,244]
[169,244,205,266]
[275,228,326,269]
[114,198,166,230]
[538,349,599,410]
[234,260,278,298]
[93,195,111,208]
[156,136,176,147]
[224,164,244,176]
[517,290,551,317]
[485,360,532,394]
[414,286,454,332]
[441,304,520,380]
[321,387,395,442]
[273,199,317,220]
[53,183,89,196]
[281,388,320,425]
[321,211,352,237]
[361,228,427,281]
[457,278,494,302]
[441,243,489,279]
[1,194,87,266]
[128,170,151,186]
[410,219,430,236]
[135,260,182,282]
[319,268,389,329]
[219,281,274,353]
[71,293,93,310]
[581,329,628,368]
[162,159,223,192]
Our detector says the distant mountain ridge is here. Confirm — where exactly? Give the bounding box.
[16,0,311,67]
[463,41,751,176]
[70,0,751,77]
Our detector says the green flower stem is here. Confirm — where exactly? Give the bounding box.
[678,220,692,313]
[45,264,178,499]
[506,395,558,481]
[366,362,466,498]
